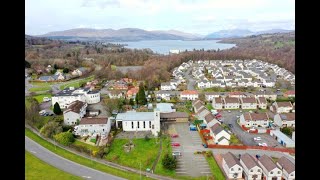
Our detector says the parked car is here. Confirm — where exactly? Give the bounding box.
[228,110,231,113]
[228,124,233,128]
[254,137,262,141]
[215,114,222,118]
[172,151,181,156]
[239,110,242,113]
[236,115,240,118]
[39,110,46,116]
[171,134,179,138]
[249,127,256,131]
[258,143,268,147]
[171,142,180,147]
[218,119,223,123]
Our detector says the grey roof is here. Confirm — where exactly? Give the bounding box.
[258,155,278,172]
[277,157,295,174]
[80,117,108,125]
[160,112,188,119]
[64,100,86,114]
[156,103,174,113]
[223,152,241,168]
[116,111,154,121]
[161,82,171,86]
[39,76,54,81]
[241,153,260,169]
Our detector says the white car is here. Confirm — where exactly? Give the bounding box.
[228,110,231,113]
[258,143,267,147]
[172,151,181,156]
[236,115,240,118]
[254,137,262,141]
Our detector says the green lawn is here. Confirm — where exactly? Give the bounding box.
[60,75,95,90]
[30,81,58,86]
[29,86,52,92]
[154,137,175,176]
[105,138,160,170]
[32,94,52,103]
[73,139,100,152]
[25,128,153,180]
[25,97,32,109]
[230,134,242,145]
[205,155,225,180]
[206,104,214,111]
[25,151,82,180]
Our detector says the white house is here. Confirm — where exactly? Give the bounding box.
[108,91,123,99]
[205,92,220,102]
[222,152,243,179]
[73,117,111,137]
[115,109,161,136]
[255,91,277,101]
[274,113,295,128]
[241,97,257,109]
[52,87,100,109]
[239,112,270,128]
[240,153,263,180]
[155,90,171,101]
[161,82,175,90]
[224,97,240,109]
[257,97,267,109]
[276,157,295,180]
[63,100,87,125]
[180,90,198,100]
[210,123,230,145]
[270,102,293,113]
[258,155,282,180]
[212,97,224,110]
[269,130,295,148]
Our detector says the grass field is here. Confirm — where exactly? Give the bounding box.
[25,151,82,180]
[25,128,153,180]
[154,137,175,176]
[105,138,160,170]
[60,75,95,90]
[29,86,52,92]
[32,94,52,103]
[205,155,225,180]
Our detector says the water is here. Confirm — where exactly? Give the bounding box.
[111,40,236,55]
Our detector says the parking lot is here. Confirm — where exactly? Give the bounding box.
[220,110,283,148]
[168,123,211,177]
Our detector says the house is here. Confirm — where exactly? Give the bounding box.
[283,91,295,98]
[258,155,282,180]
[205,92,220,102]
[222,152,243,179]
[108,90,123,99]
[239,112,270,128]
[255,91,277,101]
[73,117,111,137]
[155,90,171,101]
[156,103,175,113]
[121,78,133,83]
[204,113,219,125]
[126,87,139,98]
[241,97,257,109]
[210,123,230,145]
[115,109,161,136]
[71,69,83,76]
[197,107,211,121]
[161,82,175,90]
[257,97,267,109]
[276,157,295,180]
[38,75,55,82]
[52,87,100,109]
[180,90,199,100]
[193,100,204,113]
[270,102,293,113]
[274,113,295,128]
[212,97,224,109]
[197,80,211,89]
[63,100,88,125]
[240,153,263,180]
[269,130,295,148]
[224,97,240,109]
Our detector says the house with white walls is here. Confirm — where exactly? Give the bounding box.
[240,153,263,180]
[73,117,111,137]
[239,112,270,128]
[222,152,243,179]
[274,113,295,128]
[258,155,282,180]
[276,157,295,180]
[63,100,87,125]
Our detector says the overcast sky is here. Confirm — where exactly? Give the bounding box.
[25,0,295,35]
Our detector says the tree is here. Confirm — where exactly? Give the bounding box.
[63,68,69,73]
[54,64,59,70]
[162,154,177,170]
[129,98,134,106]
[53,102,62,115]
[136,82,147,105]
[53,130,75,146]
[25,60,31,68]
[281,127,293,136]
[40,121,63,138]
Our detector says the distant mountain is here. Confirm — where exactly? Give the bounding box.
[205,29,294,39]
[38,28,200,41]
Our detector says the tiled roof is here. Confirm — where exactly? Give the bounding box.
[223,152,241,168]
[277,157,295,174]
[80,117,108,125]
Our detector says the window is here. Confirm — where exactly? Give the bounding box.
[250,170,253,172]
[152,125,154,129]
[278,171,281,174]
[132,122,134,129]
[149,121,151,128]
[270,171,273,174]
[137,121,140,128]
[257,169,261,172]
[143,121,145,128]
[238,168,241,171]
[231,168,233,171]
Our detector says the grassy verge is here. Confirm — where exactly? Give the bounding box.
[25,128,153,180]
[73,139,100,152]
[154,137,175,176]
[230,134,242,145]
[205,155,225,180]
[105,138,159,170]
[25,151,82,180]
[29,86,52,92]
[206,103,214,111]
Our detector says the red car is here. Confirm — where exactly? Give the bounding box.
[171,142,180,147]
[171,134,179,138]
[215,114,222,118]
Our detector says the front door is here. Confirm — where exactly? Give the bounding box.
[252,174,258,180]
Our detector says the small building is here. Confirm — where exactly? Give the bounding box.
[255,91,277,101]
[228,91,246,98]
[210,123,230,145]
[276,157,295,180]
[239,112,270,128]
[212,97,224,110]
[63,100,88,125]
[224,97,240,109]
[156,103,175,113]
[193,100,204,113]
[258,155,282,180]
[180,90,199,100]
[161,82,175,91]
[257,97,267,109]
[222,152,243,179]
[240,153,263,180]
[274,113,295,128]
[160,112,189,122]
[204,92,220,102]
[126,87,139,98]
[241,97,257,109]
[108,90,123,99]
[73,117,111,137]
[270,102,293,113]
[269,130,295,148]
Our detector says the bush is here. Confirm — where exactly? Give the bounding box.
[53,130,75,146]
[162,153,177,170]
[40,121,63,138]
[281,127,293,136]
[62,125,73,132]
[104,147,110,155]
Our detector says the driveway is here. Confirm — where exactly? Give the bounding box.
[220,110,283,148]
[184,68,196,90]
[168,123,212,177]
[87,100,109,117]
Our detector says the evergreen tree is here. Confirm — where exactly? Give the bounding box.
[129,98,134,106]
[53,102,62,115]
[137,82,147,105]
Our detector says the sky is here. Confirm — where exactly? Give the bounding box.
[25,0,295,36]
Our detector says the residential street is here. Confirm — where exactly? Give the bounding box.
[25,136,125,180]
[184,68,196,90]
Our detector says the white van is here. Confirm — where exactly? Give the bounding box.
[43,97,51,102]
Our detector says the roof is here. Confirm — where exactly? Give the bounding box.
[204,113,215,123]
[204,92,220,96]
[258,97,267,104]
[224,97,239,104]
[196,106,207,115]
[80,117,108,125]
[161,82,171,86]
[181,90,198,95]
[116,111,154,121]
[160,112,188,119]
[241,97,257,103]
[217,136,227,142]
[279,113,295,121]
[214,97,223,103]
[258,155,278,172]
[285,90,295,95]
[194,101,204,109]
[277,157,295,174]
[229,91,245,96]
[192,99,202,106]
[64,100,86,113]
[270,130,295,145]
[241,153,260,169]
[223,152,241,168]
[276,102,293,107]
[156,103,174,113]
[243,112,269,121]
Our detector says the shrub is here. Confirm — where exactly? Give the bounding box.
[104,147,110,155]
[40,121,63,138]
[90,138,97,144]
[53,130,75,146]
[281,127,293,136]
[53,102,62,115]
[162,153,177,170]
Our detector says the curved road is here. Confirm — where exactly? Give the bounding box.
[25,137,125,180]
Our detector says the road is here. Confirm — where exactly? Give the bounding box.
[25,77,32,96]
[184,68,196,90]
[25,136,125,180]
